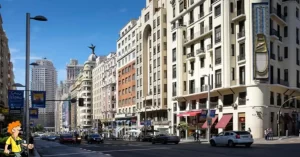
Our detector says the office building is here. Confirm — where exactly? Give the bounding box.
[31,58,57,129]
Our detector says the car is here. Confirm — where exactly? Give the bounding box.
[59,134,75,144]
[152,134,180,144]
[87,134,104,144]
[47,135,58,141]
[209,131,253,147]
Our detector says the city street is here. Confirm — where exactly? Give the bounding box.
[35,138,300,157]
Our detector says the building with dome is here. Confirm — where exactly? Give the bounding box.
[70,48,97,130]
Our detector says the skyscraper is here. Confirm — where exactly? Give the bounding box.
[31,58,57,129]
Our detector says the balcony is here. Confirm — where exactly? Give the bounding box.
[198,12,205,19]
[232,8,246,21]
[196,48,205,56]
[270,29,282,42]
[270,7,287,26]
[171,22,187,31]
[271,53,276,60]
[238,54,245,61]
[238,98,246,105]
[279,79,289,87]
[215,58,221,65]
[207,44,213,51]
[238,30,245,39]
[215,82,222,88]
[189,18,194,24]
[184,27,212,45]
[187,52,195,60]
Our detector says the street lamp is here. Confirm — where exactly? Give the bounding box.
[203,64,212,141]
[277,96,300,138]
[25,13,47,156]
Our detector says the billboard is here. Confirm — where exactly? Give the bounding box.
[62,100,70,128]
[31,91,46,108]
[252,3,270,80]
[29,108,39,119]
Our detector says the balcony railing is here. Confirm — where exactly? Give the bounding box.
[280,79,289,86]
[271,53,276,60]
[238,30,245,38]
[238,54,245,61]
[270,7,286,21]
[238,98,246,105]
[215,58,221,65]
[199,103,206,109]
[185,26,211,43]
[198,12,204,19]
[189,18,194,24]
[215,82,222,88]
[196,48,205,55]
[187,52,195,58]
[237,8,245,16]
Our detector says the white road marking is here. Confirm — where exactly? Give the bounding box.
[98,147,171,153]
[42,152,95,156]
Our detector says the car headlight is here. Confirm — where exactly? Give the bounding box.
[77,138,81,140]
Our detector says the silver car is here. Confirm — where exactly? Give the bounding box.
[210,131,253,147]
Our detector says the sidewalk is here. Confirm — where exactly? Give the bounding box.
[254,136,300,144]
[180,138,208,143]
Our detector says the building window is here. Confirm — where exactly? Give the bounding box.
[215,46,221,65]
[215,25,221,43]
[172,48,176,62]
[172,65,176,79]
[215,4,221,17]
[284,47,288,58]
[231,68,235,81]
[172,82,177,96]
[215,69,222,88]
[172,32,176,41]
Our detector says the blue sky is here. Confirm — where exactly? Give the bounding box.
[1,0,145,85]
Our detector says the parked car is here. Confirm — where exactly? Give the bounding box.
[47,135,58,141]
[41,135,49,140]
[209,131,253,147]
[87,134,104,144]
[59,134,75,144]
[152,134,180,144]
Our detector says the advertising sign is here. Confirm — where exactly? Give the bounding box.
[8,90,24,114]
[29,108,38,119]
[252,2,270,80]
[8,90,24,109]
[62,100,70,128]
[31,91,46,108]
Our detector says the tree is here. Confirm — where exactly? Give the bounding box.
[35,124,44,132]
[176,122,189,131]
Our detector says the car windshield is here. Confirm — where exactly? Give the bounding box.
[63,135,73,138]
[90,134,100,137]
[234,131,250,135]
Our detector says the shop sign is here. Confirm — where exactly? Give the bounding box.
[153,121,170,126]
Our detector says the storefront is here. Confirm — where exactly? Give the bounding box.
[115,113,137,137]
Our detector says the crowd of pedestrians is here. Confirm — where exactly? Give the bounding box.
[264,128,274,140]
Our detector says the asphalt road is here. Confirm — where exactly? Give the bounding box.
[35,139,300,157]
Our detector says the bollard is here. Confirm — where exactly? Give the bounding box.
[285,130,288,137]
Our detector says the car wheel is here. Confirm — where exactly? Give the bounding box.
[174,142,179,145]
[245,144,251,148]
[228,140,235,147]
[210,140,216,147]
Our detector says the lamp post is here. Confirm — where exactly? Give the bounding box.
[25,13,47,156]
[277,96,300,138]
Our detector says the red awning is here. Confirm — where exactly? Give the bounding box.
[215,114,233,128]
[202,115,218,129]
[177,110,202,117]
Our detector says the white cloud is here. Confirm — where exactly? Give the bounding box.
[119,8,127,13]
[10,48,20,54]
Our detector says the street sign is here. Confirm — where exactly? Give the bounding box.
[31,91,46,108]
[201,110,208,118]
[209,110,216,118]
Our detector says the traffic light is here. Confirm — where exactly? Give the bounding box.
[78,98,84,106]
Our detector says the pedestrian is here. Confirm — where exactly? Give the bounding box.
[196,132,200,142]
[269,128,273,140]
[264,128,268,140]
[193,132,196,141]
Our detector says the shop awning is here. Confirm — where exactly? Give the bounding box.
[215,114,233,128]
[177,110,202,117]
[202,115,218,129]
